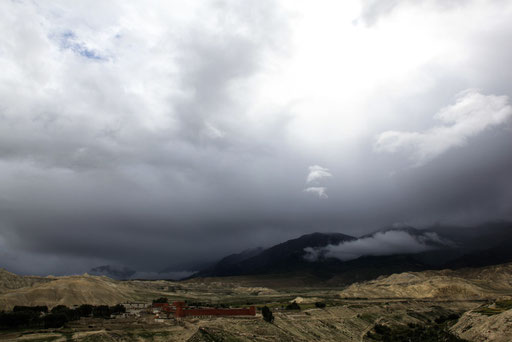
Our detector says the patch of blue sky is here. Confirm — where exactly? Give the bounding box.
[58,30,106,61]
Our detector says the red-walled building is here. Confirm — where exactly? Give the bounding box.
[154,301,256,318]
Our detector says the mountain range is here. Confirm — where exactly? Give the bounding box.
[190,221,512,284]
[87,222,512,283]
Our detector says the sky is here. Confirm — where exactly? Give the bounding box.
[0,0,511,277]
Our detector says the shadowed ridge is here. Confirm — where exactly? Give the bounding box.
[193,232,356,278]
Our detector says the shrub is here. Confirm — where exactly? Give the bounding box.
[13,306,48,314]
[44,313,68,329]
[76,304,94,317]
[373,323,391,335]
[152,297,168,304]
[92,305,111,319]
[0,311,41,330]
[261,306,274,323]
[366,322,466,341]
[50,305,80,321]
[285,302,301,310]
[50,305,69,314]
[110,304,126,315]
[435,313,460,324]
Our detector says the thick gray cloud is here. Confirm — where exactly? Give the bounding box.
[0,0,511,276]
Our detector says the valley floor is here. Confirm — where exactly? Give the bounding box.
[0,299,495,342]
[2,263,512,341]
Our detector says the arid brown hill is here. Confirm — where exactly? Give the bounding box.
[340,263,512,299]
[0,273,138,310]
[0,268,52,293]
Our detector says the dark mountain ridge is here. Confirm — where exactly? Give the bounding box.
[194,232,355,278]
[191,222,512,284]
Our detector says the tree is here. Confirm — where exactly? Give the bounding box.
[0,311,41,330]
[50,305,69,314]
[13,306,48,314]
[50,305,79,321]
[261,306,274,323]
[110,304,126,315]
[44,313,67,329]
[152,297,168,304]
[92,305,111,319]
[285,301,301,310]
[76,304,93,317]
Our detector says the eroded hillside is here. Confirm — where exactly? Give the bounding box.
[441,299,512,342]
[340,263,512,299]
[0,269,52,293]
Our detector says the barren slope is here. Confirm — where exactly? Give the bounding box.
[0,269,52,293]
[0,274,140,309]
[340,263,512,299]
[451,302,512,342]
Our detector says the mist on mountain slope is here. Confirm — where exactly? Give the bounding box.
[304,229,452,262]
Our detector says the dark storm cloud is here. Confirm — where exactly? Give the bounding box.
[0,0,511,276]
[90,265,136,279]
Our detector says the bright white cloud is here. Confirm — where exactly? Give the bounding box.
[304,165,331,198]
[375,90,512,166]
[306,165,332,183]
[303,186,328,199]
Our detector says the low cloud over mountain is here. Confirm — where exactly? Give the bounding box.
[304,229,451,262]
